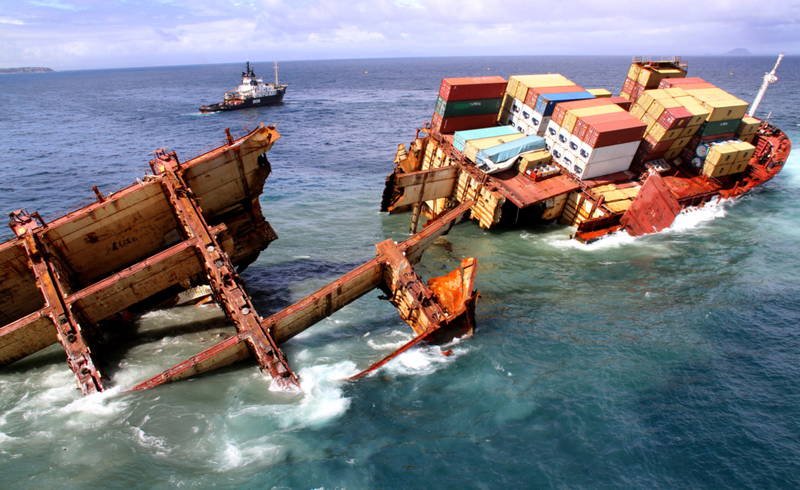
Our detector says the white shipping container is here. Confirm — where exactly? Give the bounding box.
[531,114,550,134]
[551,143,570,167]
[544,135,557,153]
[511,98,524,114]
[545,120,561,139]
[579,155,635,180]
[521,104,535,121]
[577,140,640,165]
[557,126,572,147]
[530,110,547,128]
[568,132,582,153]
[562,148,580,170]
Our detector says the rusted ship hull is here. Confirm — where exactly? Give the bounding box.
[382,121,791,243]
[1,125,480,396]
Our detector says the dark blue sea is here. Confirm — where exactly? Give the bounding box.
[1,56,799,489]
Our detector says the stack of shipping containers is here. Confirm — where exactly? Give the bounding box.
[499,74,594,137]
[542,98,646,180]
[431,76,507,134]
[619,58,687,103]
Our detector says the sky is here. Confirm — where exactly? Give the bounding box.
[1,0,798,70]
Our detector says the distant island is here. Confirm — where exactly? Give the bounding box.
[0,67,54,74]
[725,48,752,55]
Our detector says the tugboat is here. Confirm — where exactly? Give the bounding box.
[200,61,287,112]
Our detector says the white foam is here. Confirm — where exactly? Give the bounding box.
[260,361,359,430]
[378,344,467,378]
[132,426,171,456]
[667,199,728,233]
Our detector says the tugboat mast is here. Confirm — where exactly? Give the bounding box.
[748,53,784,117]
[274,61,279,86]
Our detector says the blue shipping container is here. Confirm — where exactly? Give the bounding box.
[453,126,520,152]
[476,135,546,164]
[534,91,595,117]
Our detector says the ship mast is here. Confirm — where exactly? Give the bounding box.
[274,61,279,86]
[748,53,784,117]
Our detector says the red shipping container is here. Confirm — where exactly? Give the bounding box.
[642,134,675,153]
[574,112,633,140]
[523,85,581,107]
[584,117,647,148]
[432,112,500,134]
[657,106,693,130]
[680,146,695,162]
[634,147,668,164]
[622,77,636,95]
[551,98,619,125]
[632,83,646,100]
[439,76,508,102]
[658,77,707,88]
[608,96,633,111]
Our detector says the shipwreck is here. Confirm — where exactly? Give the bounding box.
[0,125,479,395]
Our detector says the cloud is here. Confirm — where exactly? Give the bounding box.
[0,0,798,69]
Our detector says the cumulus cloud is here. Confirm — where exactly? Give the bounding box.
[1,0,797,69]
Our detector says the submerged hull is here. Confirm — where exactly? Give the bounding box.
[200,87,286,113]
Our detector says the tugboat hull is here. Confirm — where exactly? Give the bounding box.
[200,88,286,113]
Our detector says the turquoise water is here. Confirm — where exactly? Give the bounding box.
[1,56,799,488]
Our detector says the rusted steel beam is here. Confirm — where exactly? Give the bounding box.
[153,150,299,390]
[399,199,474,264]
[129,206,479,393]
[128,334,250,391]
[10,211,104,395]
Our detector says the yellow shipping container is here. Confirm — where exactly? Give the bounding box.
[642,113,657,132]
[703,161,733,178]
[587,88,612,98]
[681,124,701,138]
[664,128,683,141]
[737,116,761,136]
[702,99,749,122]
[670,136,693,150]
[627,64,641,81]
[620,92,631,100]
[729,159,749,175]
[665,147,682,160]
[506,78,519,97]
[649,122,668,141]
[705,144,739,166]
[514,84,529,102]
[664,87,688,98]
[518,150,552,172]
[740,133,756,144]
[684,105,711,126]
[673,95,696,107]
[730,141,756,162]
[685,88,732,101]
[630,103,647,120]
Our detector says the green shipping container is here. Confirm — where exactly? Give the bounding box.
[434,96,503,118]
[699,118,741,137]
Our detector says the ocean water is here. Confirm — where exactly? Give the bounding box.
[1,56,799,489]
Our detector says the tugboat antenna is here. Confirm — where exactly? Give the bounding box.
[274,61,279,86]
[749,53,784,117]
